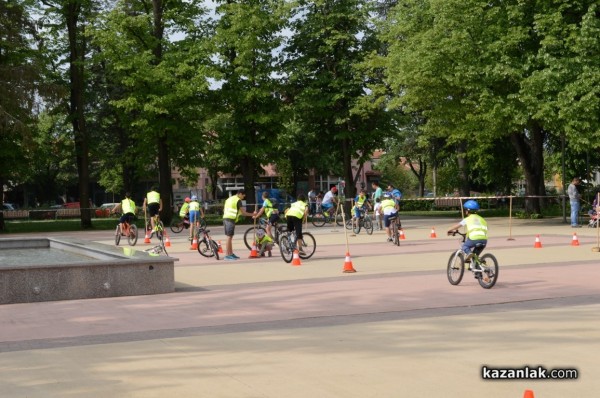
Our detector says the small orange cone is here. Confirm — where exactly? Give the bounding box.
[534,235,542,248]
[343,251,356,273]
[523,390,535,398]
[249,242,259,258]
[217,240,224,254]
[144,230,151,244]
[190,236,198,250]
[399,228,406,240]
[430,227,437,238]
[571,232,580,246]
[164,232,171,247]
[291,249,302,266]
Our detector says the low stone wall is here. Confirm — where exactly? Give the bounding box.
[0,238,175,304]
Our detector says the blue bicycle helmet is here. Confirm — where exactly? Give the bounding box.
[463,200,480,211]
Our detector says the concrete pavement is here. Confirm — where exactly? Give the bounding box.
[1,216,599,397]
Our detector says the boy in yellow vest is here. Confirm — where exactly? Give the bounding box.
[447,200,488,264]
[255,229,274,257]
[222,189,256,260]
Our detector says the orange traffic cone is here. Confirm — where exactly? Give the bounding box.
[217,240,224,254]
[534,235,542,248]
[190,236,198,250]
[523,390,535,398]
[291,249,302,266]
[249,242,259,258]
[571,232,580,246]
[343,251,356,273]
[144,230,151,244]
[399,228,406,240]
[164,232,171,247]
[430,227,437,238]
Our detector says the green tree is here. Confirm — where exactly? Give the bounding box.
[90,0,213,222]
[282,0,387,199]
[384,0,599,213]
[208,0,288,204]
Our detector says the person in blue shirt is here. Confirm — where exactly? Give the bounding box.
[387,184,402,207]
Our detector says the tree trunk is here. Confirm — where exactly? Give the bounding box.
[510,124,546,214]
[241,156,257,208]
[457,142,469,197]
[66,1,91,228]
[158,134,172,224]
[341,138,355,214]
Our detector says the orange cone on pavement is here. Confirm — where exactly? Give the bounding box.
[399,229,406,240]
[249,242,259,258]
[343,251,356,273]
[292,249,302,266]
[430,227,437,238]
[144,230,151,244]
[217,240,224,254]
[571,232,580,246]
[523,390,535,398]
[190,236,198,250]
[164,232,171,247]
[534,235,542,248]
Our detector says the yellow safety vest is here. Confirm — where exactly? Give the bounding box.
[179,202,190,217]
[121,199,135,214]
[286,200,307,218]
[147,191,160,204]
[263,198,274,218]
[356,195,366,207]
[223,195,240,221]
[189,201,200,211]
[381,199,396,212]
[465,214,488,240]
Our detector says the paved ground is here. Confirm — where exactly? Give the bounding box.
[1,216,599,397]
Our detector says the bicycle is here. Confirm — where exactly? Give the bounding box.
[278,229,316,263]
[447,231,498,289]
[345,208,374,235]
[311,203,344,227]
[384,214,401,246]
[243,217,286,251]
[146,215,168,256]
[114,215,138,246]
[170,215,206,233]
[195,227,220,260]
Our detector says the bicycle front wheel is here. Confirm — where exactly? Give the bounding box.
[114,224,121,246]
[243,226,266,251]
[478,253,499,289]
[352,220,361,234]
[335,213,344,227]
[364,216,374,235]
[447,251,465,285]
[279,236,294,263]
[197,238,216,258]
[299,233,316,259]
[128,224,138,246]
[311,213,326,227]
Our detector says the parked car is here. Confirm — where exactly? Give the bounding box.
[2,203,16,211]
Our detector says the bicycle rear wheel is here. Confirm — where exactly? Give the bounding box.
[447,251,465,285]
[114,224,121,246]
[392,223,400,246]
[279,236,294,263]
[478,254,499,289]
[299,232,316,259]
[128,224,138,246]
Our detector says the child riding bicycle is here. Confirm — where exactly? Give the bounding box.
[447,200,488,263]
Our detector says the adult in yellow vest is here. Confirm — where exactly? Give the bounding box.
[111,192,136,236]
[447,200,488,263]
[223,189,256,260]
[143,186,163,231]
[286,194,309,255]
